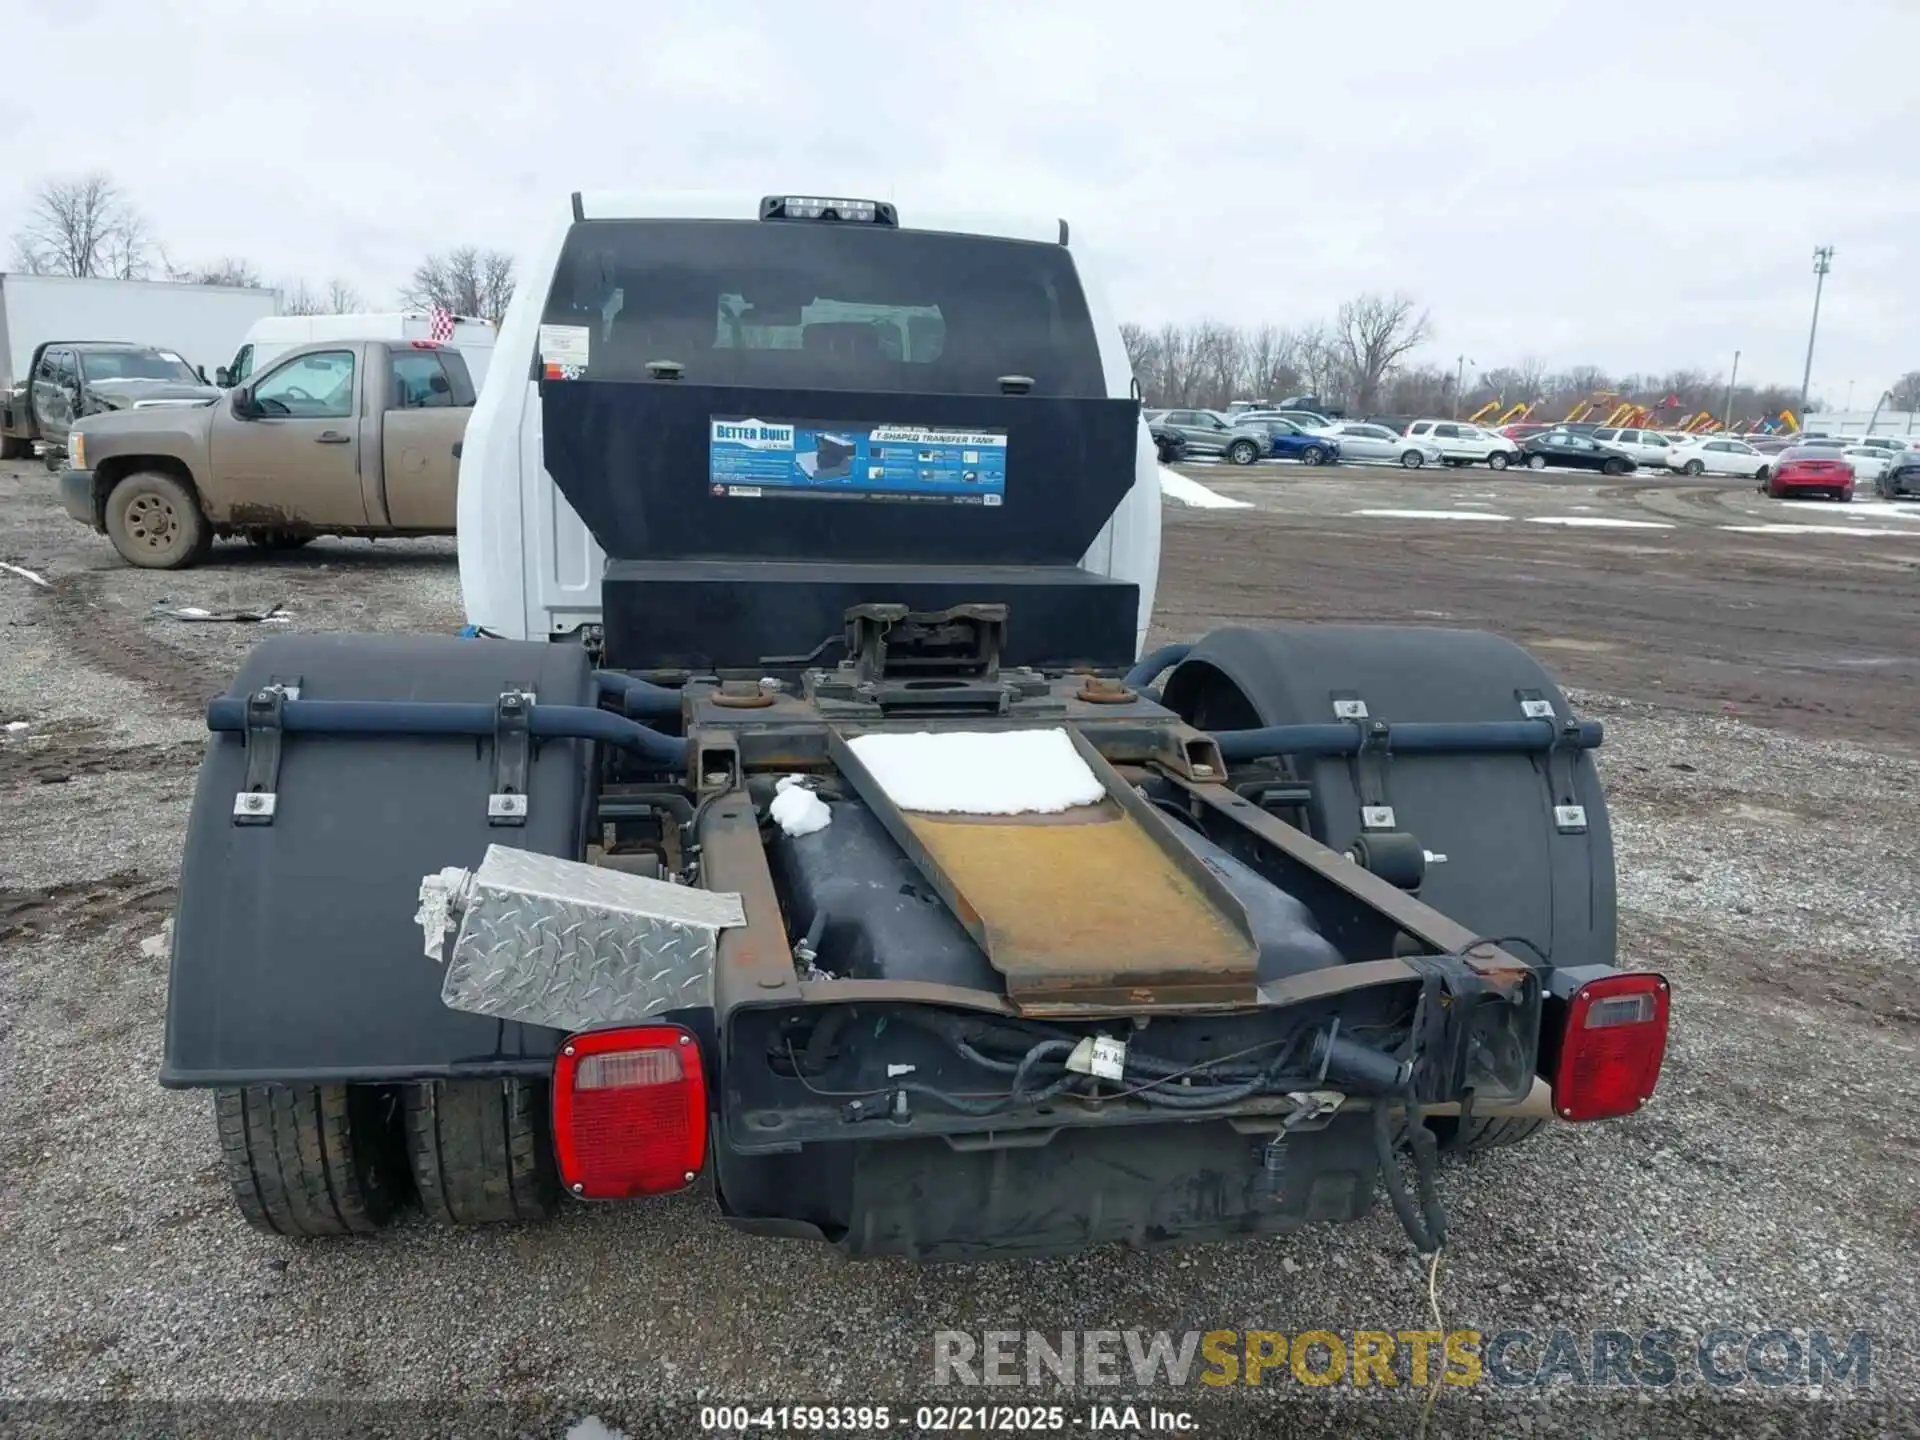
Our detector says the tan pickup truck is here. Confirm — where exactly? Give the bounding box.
[56,338,474,568]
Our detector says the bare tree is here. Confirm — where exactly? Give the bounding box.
[402,245,516,324]
[282,278,366,315]
[1335,293,1432,412]
[1297,323,1355,406]
[1242,324,1304,404]
[1561,365,1612,397]
[166,255,264,288]
[8,173,152,278]
[281,280,322,316]
[1890,371,1920,412]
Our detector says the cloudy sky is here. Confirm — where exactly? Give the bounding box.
[6,0,1917,403]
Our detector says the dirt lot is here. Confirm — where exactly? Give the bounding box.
[2,458,1917,1437]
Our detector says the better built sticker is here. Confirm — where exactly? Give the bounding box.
[708,417,1007,506]
[538,324,590,380]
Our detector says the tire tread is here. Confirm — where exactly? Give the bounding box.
[404,1079,558,1225]
[215,1084,398,1237]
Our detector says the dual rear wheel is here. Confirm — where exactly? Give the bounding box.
[215,1078,559,1237]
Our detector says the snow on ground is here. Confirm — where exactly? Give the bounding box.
[1351,508,1511,522]
[1157,465,1251,509]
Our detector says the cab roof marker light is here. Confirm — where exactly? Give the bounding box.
[759,195,897,226]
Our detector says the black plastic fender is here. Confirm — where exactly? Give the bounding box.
[1162,624,1615,971]
[161,634,595,1087]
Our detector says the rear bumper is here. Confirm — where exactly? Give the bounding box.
[1771,475,1851,492]
[58,468,97,526]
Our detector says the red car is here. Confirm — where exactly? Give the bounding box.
[1763,446,1855,502]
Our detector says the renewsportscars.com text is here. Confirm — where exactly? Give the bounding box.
[933,1327,1873,1391]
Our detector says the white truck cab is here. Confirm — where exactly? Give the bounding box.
[223,312,496,390]
[457,191,1162,659]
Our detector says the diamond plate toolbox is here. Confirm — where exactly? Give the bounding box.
[437,844,746,1032]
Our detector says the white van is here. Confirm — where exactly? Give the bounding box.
[220,312,496,389]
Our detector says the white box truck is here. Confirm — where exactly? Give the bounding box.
[1,273,281,458]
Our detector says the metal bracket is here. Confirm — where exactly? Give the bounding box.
[1520,687,1597,833]
[233,678,299,824]
[488,688,534,824]
[1342,695,1396,831]
[1516,690,1556,721]
[1519,689,1588,833]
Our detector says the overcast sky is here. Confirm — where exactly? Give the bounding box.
[5,0,1916,403]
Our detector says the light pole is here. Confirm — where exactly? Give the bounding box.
[1865,390,1890,435]
[1453,354,1472,419]
[1724,349,1740,431]
[1797,245,1833,419]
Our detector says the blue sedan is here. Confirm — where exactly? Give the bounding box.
[1238,417,1341,465]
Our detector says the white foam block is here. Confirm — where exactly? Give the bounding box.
[846,729,1107,816]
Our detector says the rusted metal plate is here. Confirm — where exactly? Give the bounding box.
[902,802,1259,1007]
[822,725,1260,1010]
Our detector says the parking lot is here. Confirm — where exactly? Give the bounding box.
[2,456,1917,1433]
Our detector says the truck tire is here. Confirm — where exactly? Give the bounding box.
[1427,1113,1546,1152]
[104,470,213,570]
[215,1084,406,1237]
[403,1078,560,1225]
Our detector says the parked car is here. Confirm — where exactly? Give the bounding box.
[1325,421,1444,468]
[1402,419,1518,469]
[1666,436,1772,479]
[1236,416,1341,465]
[1840,446,1892,484]
[1518,430,1637,474]
[1763,446,1854,502]
[1501,422,1553,441]
[1151,408,1274,465]
[1147,416,1187,464]
[1877,449,1920,499]
[1270,409,1340,433]
[1850,434,1913,455]
[1745,435,1796,455]
[58,339,475,568]
[1587,425,1684,471]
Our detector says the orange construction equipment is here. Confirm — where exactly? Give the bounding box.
[1563,390,1620,424]
[1495,400,1535,425]
[1468,399,1502,425]
[1678,411,1721,434]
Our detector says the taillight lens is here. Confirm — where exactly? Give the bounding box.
[553,1025,708,1199]
[1552,972,1670,1122]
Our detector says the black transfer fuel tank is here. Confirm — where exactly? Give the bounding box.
[765,800,1342,994]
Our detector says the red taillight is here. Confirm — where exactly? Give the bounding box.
[1552,972,1670,1122]
[553,1025,707,1199]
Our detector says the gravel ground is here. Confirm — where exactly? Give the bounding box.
[3,459,1917,1439]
